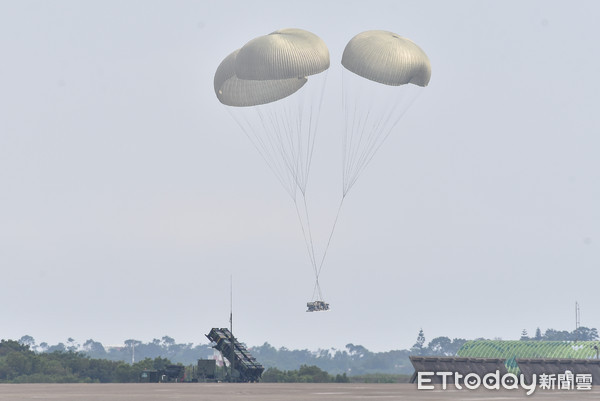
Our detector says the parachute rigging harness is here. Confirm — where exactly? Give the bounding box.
[306,300,330,312]
[307,279,329,312]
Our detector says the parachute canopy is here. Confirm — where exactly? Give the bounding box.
[213,28,431,309]
[235,28,330,80]
[339,30,431,195]
[214,49,308,107]
[213,28,332,306]
[214,28,329,107]
[341,30,431,87]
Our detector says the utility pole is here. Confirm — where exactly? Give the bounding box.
[230,275,234,382]
[575,301,581,342]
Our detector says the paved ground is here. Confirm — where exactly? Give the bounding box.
[1,383,599,400]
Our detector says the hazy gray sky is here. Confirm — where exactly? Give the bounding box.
[1,0,598,352]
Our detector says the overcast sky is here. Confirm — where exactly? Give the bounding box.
[1,0,598,353]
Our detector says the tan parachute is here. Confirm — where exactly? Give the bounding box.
[214,28,431,312]
[214,28,331,309]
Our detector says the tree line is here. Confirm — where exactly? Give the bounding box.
[0,339,173,383]
[16,335,214,366]
[11,335,428,376]
[261,366,412,383]
[519,326,598,342]
[4,325,596,383]
[261,365,350,383]
[408,326,599,357]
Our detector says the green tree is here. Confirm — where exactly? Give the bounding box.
[0,339,30,355]
[298,365,331,382]
[46,343,66,353]
[572,327,599,341]
[161,336,175,348]
[346,344,370,358]
[82,339,106,359]
[85,358,118,382]
[115,363,137,382]
[411,329,426,355]
[6,352,35,378]
[66,338,78,353]
[18,335,36,350]
[335,372,349,383]
[427,336,452,356]
[543,329,571,341]
[261,367,286,382]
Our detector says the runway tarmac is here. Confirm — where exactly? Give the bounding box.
[1,383,599,400]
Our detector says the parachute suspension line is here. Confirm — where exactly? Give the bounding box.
[275,77,329,301]
[345,87,385,193]
[316,195,345,279]
[292,190,326,303]
[235,80,329,303]
[341,72,360,196]
[357,88,411,168]
[259,108,299,197]
[237,100,323,297]
[344,104,373,195]
[304,70,329,197]
[293,197,318,277]
[341,78,367,192]
[342,90,359,192]
[299,79,330,302]
[342,72,376,196]
[257,106,298,189]
[286,83,327,292]
[301,193,318,277]
[253,78,326,196]
[311,278,324,302]
[253,100,307,196]
[294,93,307,193]
[341,72,348,195]
[341,78,423,196]
[295,74,329,302]
[227,108,297,200]
[349,89,422,191]
[284,80,311,195]
[258,105,301,198]
[230,102,325,302]
[250,102,321,281]
[281,95,301,186]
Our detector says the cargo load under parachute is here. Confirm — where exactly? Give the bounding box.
[306,300,330,312]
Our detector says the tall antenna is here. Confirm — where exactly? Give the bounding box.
[229,275,234,382]
[575,301,581,331]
